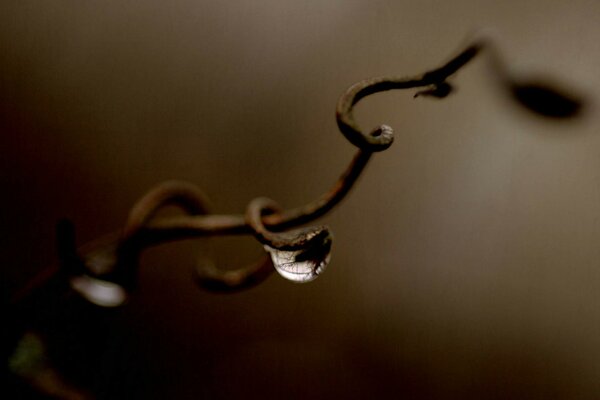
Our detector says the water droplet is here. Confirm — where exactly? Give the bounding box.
[264,234,332,283]
[70,275,127,307]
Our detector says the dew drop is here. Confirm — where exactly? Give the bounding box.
[264,234,332,283]
[70,275,127,307]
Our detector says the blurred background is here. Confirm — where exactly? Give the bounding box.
[1,0,600,398]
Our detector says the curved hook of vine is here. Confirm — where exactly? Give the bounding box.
[336,35,586,152]
[336,42,483,152]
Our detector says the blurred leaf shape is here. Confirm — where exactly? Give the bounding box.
[510,80,584,119]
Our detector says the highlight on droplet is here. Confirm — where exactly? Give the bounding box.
[70,275,127,307]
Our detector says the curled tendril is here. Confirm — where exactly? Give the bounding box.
[336,42,483,152]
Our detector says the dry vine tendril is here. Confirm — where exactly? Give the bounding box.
[4,35,587,400]
[12,37,584,307]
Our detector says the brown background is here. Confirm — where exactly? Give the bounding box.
[1,1,600,398]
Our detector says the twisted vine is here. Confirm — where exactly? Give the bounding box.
[12,36,583,304]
